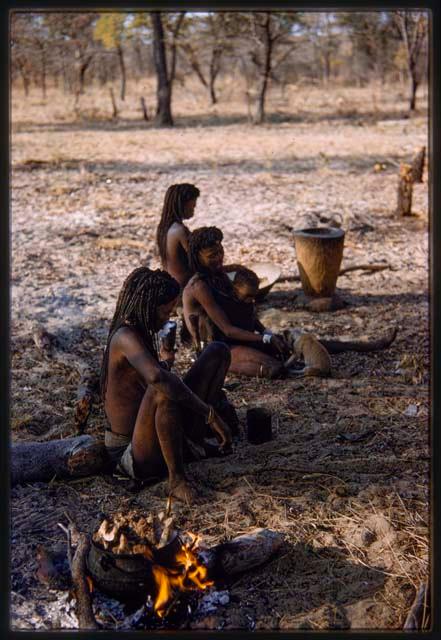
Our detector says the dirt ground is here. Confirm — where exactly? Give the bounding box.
[10,79,429,630]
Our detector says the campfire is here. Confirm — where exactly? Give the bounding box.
[56,508,284,629]
[89,511,214,618]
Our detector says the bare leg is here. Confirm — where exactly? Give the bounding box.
[131,387,196,504]
[182,341,231,441]
[229,345,285,379]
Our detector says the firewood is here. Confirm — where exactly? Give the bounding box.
[411,146,425,183]
[403,581,430,630]
[71,532,99,629]
[199,528,284,578]
[396,163,413,216]
[319,326,397,354]
[11,435,109,485]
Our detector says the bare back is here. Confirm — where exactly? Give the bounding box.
[104,327,151,436]
[164,222,191,287]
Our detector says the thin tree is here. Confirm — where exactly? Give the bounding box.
[94,13,127,101]
[243,12,299,124]
[393,11,428,111]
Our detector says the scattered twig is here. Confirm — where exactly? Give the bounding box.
[403,581,429,630]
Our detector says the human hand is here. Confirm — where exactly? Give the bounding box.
[159,346,176,367]
[209,413,232,452]
[271,334,289,355]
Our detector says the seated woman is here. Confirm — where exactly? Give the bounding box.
[156,183,200,288]
[101,266,232,504]
[182,227,290,379]
[182,227,398,379]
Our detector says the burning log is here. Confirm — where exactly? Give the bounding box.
[198,528,284,578]
[71,533,99,629]
[87,512,284,621]
[33,325,99,433]
[11,435,109,486]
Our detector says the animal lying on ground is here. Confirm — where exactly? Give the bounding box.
[284,332,331,377]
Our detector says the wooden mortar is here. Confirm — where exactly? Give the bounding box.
[293,227,345,297]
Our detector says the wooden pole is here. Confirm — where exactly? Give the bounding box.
[411,146,425,183]
[397,163,413,216]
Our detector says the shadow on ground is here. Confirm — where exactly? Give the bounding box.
[12,105,427,135]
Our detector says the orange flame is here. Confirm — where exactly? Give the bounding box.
[151,534,213,618]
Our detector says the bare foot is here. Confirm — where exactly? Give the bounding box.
[169,477,199,505]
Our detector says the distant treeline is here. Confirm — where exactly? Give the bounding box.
[11,11,428,124]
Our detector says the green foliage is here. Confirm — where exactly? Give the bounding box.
[94,13,126,49]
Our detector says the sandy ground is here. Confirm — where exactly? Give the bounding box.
[10,80,429,630]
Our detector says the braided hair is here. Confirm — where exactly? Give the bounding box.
[188,226,232,294]
[100,267,180,400]
[156,183,200,265]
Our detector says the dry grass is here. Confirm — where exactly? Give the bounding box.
[10,78,429,630]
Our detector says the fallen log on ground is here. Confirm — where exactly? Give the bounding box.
[33,326,98,434]
[319,326,397,354]
[278,263,393,283]
[11,435,109,486]
[199,528,285,578]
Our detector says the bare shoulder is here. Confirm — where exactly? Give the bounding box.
[187,273,208,294]
[111,325,143,352]
[168,222,189,241]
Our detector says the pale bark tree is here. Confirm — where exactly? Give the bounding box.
[393,11,428,111]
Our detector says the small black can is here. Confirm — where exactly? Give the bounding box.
[246,407,272,444]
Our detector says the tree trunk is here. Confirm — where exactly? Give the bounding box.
[411,146,426,182]
[255,14,273,124]
[18,62,30,96]
[79,55,92,95]
[109,87,118,119]
[117,44,126,101]
[140,96,149,121]
[11,435,109,486]
[409,73,418,111]
[209,48,222,105]
[397,163,413,216]
[41,47,47,99]
[152,12,173,126]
